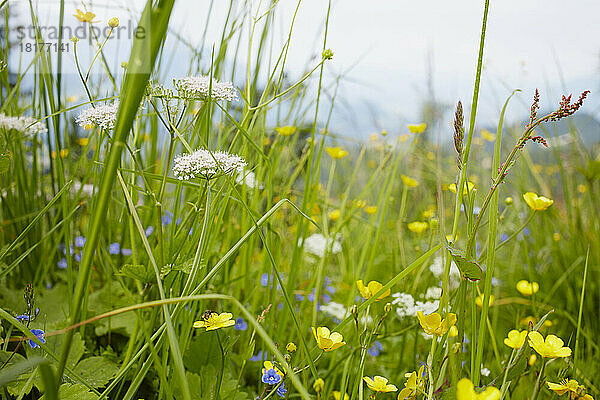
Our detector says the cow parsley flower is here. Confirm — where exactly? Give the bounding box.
[172,149,246,180]
[0,113,47,134]
[76,103,119,130]
[300,233,342,258]
[174,76,239,102]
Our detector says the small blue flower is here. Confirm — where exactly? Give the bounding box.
[367,341,383,356]
[295,294,304,301]
[500,233,509,242]
[145,226,154,237]
[57,258,68,269]
[234,317,248,331]
[176,218,182,225]
[307,292,315,302]
[276,382,287,398]
[261,273,270,287]
[262,369,281,385]
[121,248,132,256]
[74,236,86,247]
[523,227,530,237]
[322,294,331,304]
[16,308,39,323]
[109,243,120,255]
[325,285,336,294]
[28,329,45,349]
[74,253,82,262]
[324,276,332,285]
[162,212,173,225]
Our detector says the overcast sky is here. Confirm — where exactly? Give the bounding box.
[15,0,600,137]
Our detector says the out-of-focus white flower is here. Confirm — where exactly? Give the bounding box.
[299,233,342,258]
[429,256,461,290]
[236,169,262,189]
[172,148,246,180]
[174,76,238,102]
[76,102,119,130]
[72,181,95,197]
[392,292,439,318]
[320,302,347,320]
[481,367,491,377]
[425,286,442,300]
[0,113,47,134]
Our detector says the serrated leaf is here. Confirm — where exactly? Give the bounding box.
[118,264,154,284]
[447,246,483,281]
[73,357,118,388]
[39,383,99,400]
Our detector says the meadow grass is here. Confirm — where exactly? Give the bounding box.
[0,1,598,400]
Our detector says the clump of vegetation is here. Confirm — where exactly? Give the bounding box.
[0,1,598,400]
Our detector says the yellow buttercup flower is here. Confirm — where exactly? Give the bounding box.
[362,376,397,393]
[328,209,341,221]
[313,378,324,393]
[193,312,235,331]
[407,221,428,234]
[312,327,345,352]
[364,206,377,215]
[448,325,459,337]
[519,316,552,328]
[401,175,419,187]
[503,330,528,349]
[286,342,297,353]
[528,354,537,366]
[547,379,594,399]
[397,365,425,400]
[475,294,494,308]
[325,146,349,159]
[422,205,436,219]
[407,123,426,134]
[356,280,390,301]
[275,126,296,136]
[523,192,553,211]
[333,391,349,400]
[480,129,496,142]
[73,9,98,23]
[516,280,539,296]
[262,361,284,377]
[449,181,476,196]
[417,311,457,337]
[456,378,500,400]
[528,331,572,358]
[553,232,561,242]
[77,137,89,146]
[355,199,366,209]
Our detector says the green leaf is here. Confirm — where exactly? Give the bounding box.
[118,264,154,284]
[0,351,35,396]
[0,150,11,174]
[183,334,223,373]
[73,357,119,388]
[39,383,99,400]
[506,353,528,381]
[447,246,483,281]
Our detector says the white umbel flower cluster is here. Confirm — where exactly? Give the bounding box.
[300,233,342,258]
[0,113,47,134]
[428,256,461,289]
[172,148,247,180]
[174,76,239,102]
[392,292,440,318]
[76,102,119,130]
[75,101,119,131]
[320,302,348,320]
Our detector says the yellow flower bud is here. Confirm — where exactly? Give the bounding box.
[108,17,120,28]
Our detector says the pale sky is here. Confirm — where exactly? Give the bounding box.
[13,0,600,137]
